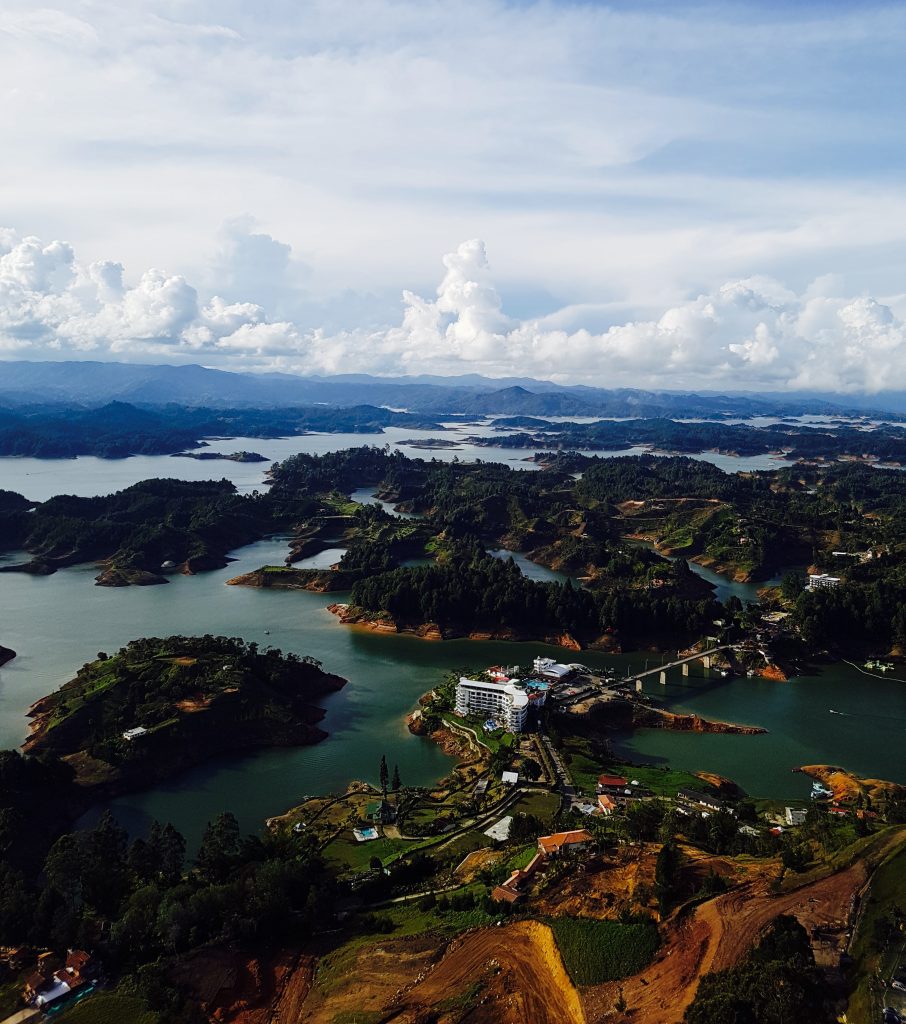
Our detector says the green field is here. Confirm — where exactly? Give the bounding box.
[57,992,158,1024]
[550,917,660,986]
[508,789,561,822]
[562,737,713,798]
[323,834,420,872]
[848,844,906,1022]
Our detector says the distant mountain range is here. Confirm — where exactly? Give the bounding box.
[0,359,903,418]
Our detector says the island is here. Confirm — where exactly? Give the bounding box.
[0,644,15,667]
[171,449,269,463]
[23,635,346,796]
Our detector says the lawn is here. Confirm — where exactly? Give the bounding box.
[441,712,515,753]
[323,834,419,872]
[549,917,660,986]
[508,789,561,823]
[57,992,158,1024]
[561,737,712,798]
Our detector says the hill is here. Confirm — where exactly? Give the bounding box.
[23,635,346,794]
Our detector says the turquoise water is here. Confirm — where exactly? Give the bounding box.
[0,435,901,847]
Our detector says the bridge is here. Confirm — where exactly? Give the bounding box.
[625,646,731,691]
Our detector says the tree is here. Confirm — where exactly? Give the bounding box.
[196,812,242,883]
[654,840,680,915]
[391,764,401,791]
[521,757,543,781]
[150,822,186,885]
[379,755,389,796]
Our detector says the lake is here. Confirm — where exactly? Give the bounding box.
[0,430,900,848]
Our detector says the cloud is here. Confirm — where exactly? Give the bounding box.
[4,0,906,322]
[4,227,906,393]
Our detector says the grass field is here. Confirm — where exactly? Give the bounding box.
[549,917,660,986]
[508,789,561,822]
[57,992,158,1024]
[562,737,709,798]
[323,834,419,872]
[848,844,906,1022]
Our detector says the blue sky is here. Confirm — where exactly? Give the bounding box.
[0,0,905,389]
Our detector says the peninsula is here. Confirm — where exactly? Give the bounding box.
[24,635,346,796]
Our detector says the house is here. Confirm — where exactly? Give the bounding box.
[455,677,529,732]
[473,778,489,796]
[597,774,628,792]
[597,794,617,815]
[677,788,733,815]
[785,807,807,826]
[491,852,545,904]
[122,727,149,741]
[24,950,95,1009]
[598,781,654,804]
[366,799,397,825]
[501,770,519,785]
[491,882,524,904]
[537,829,594,857]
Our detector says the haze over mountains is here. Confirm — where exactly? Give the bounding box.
[2,359,904,419]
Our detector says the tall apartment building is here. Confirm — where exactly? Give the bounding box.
[454,676,529,732]
[807,573,841,590]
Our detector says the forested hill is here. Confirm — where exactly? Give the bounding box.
[24,635,346,792]
[0,401,443,458]
[345,536,721,647]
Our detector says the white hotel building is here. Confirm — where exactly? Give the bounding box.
[455,676,529,732]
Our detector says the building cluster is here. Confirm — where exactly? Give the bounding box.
[595,774,654,815]
[491,829,594,904]
[22,949,96,1009]
[454,657,575,733]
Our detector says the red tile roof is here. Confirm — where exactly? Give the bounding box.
[537,829,593,855]
[598,775,628,788]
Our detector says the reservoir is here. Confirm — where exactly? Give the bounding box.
[0,433,899,848]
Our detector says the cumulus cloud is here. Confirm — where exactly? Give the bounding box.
[3,226,906,393]
[0,228,302,360]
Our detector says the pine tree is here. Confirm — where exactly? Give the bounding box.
[379,754,389,796]
[392,764,401,791]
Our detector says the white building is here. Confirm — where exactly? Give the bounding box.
[807,573,841,591]
[785,807,807,826]
[122,727,149,741]
[532,656,573,682]
[455,677,529,731]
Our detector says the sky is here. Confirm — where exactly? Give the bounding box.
[1,0,906,391]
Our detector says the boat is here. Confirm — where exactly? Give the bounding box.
[829,709,843,715]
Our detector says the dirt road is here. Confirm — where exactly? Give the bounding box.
[586,828,906,1023]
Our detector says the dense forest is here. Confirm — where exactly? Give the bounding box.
[0,782,337,1023]
[25,636,346,790]
[475,416,906,462]
[5,444,906,650]
[684,915,830,1023]
[0,401,442,458]
[349,536,722,644]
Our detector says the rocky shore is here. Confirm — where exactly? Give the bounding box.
[327,603,617,651]
[0,644,15,667]
[228,567,357,593]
